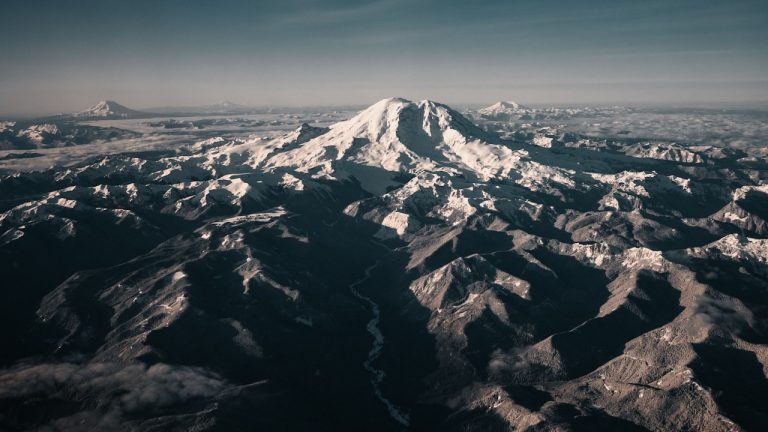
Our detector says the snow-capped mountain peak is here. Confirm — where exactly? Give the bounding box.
[262,98,510,191]
[477,100,523,118]
[212,100,245,109]
[74,100,143,118]
[322,97,490,146]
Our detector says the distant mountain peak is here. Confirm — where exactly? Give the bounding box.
[478,100,523,118]
[75,100,143,118]
[213,100,244,108]
[496,100,521,109]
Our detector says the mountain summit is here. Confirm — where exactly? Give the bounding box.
[212,100,245,109]
[262,97,514,192]
[478,100,523,119]
[74,100,145,118]
[337,97,491,145]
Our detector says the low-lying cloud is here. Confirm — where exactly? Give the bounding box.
[0,362,231,430]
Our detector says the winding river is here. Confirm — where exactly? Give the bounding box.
[349,262,410,428]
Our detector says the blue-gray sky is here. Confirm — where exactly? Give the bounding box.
[1,0,767,114]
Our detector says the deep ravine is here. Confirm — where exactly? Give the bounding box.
[349,261,411,428]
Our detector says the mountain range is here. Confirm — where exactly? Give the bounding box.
[0,98,766,431]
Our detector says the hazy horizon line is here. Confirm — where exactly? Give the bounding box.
[3,97,768,120]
